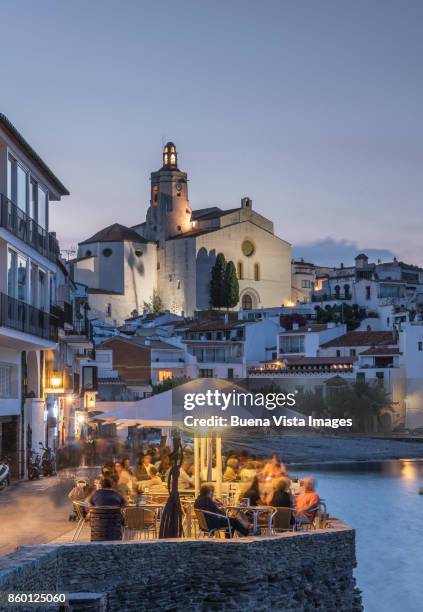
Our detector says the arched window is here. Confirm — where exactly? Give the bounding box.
[334,285,340,298]
[237,261,243,280]
[344,284,351,299]
[242,294,253,310]
[254,263,260,281]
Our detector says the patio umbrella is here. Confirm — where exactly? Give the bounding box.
[159,435,184,538]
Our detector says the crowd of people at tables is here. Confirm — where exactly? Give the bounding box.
[69,446,321,538]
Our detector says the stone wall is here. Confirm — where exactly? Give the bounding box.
[0,525,362,611]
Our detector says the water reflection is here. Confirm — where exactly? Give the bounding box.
[294,460,423,612]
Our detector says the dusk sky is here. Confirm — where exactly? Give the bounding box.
[1,1,422,265]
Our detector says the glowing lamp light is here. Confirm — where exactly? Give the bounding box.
[77,413,86,424]
[49,372,63,389]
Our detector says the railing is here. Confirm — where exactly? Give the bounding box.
[0,292,58,342]
[0,194,60,263]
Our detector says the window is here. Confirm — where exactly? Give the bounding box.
[344,284,351,299]
[376,371,384,386]
[85,250,92,257]
[159,370,173,382]
[241,240,255,257]
[49,274,56,306]
[37,185,47,229]
[227,368,234,379]
[102,248,112,257]
[336,349,341,357]
[350,349,356,357]
[254,263,260,281]
[356,372,365,384]
[17,164,28,212]
[30,263,38,306]
[301,279,311,288]
[30,180,37,220]
[17,256,27,302]
[199,368,213,378]
[135,248,143,257]
[280,335,305,354]
[7,249,17,298]
[365,286,371,300]
[38,269,46,310]
[0,364,12,398]
[106,303,112,317]
[237,262,243,280]
[418,342,423,352]
[241,293,252,310]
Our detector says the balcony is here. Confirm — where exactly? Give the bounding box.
[0,292,58,342]
[0,194,60,263]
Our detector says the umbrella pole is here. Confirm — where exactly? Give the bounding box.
[215,434,222,498]
[194,436,200,497]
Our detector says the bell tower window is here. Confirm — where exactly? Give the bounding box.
[162,142,178,169]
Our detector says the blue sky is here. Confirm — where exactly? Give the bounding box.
[1,1,422,265]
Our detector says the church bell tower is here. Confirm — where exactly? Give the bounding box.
[145,142,192,242]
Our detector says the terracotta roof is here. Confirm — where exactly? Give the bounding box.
[324,375,349,386]
[320,331,396,348]
[80,223,147,245]
[281,324,329,334]
[359,347,401,356]
[0,113,69,196]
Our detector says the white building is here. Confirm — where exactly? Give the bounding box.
[0,113,69,475]
[70,143,292,323]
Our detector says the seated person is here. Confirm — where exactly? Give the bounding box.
[223,458,239,482]
[239,461,257,482]
[269,476,293,508]
[87,477,126,508]
[141,467,168,494]
[194,484,250,537]
[135,454,153,481]
[178,459,194,490]
[240,476,262,506]
[295,477,320,524]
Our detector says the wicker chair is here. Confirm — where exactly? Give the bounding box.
[271,507,294,533]
[89,505,124,542]
[123,507,157,540]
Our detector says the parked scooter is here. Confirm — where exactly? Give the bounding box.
[0,456,10,489]
[39,442,56,477]
[27,450,41,480]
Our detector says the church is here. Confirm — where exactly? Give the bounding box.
[70,143,292,323]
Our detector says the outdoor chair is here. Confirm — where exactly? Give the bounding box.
[194,508,233,538]
[71,502,89,542]
[89,505,124,542]
[123,506,157,540]
[271,507,294,533]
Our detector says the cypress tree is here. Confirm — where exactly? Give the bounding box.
[222,260,239,308]
[210,253,226,308]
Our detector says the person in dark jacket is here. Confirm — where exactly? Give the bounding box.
[242,476,262,506]
[270,477,293,508]
[87,477,126,541]
[88,477,126,508]
[194,484,250,537]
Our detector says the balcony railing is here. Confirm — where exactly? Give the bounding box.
[0,292,58,342]
[0,194,60,263]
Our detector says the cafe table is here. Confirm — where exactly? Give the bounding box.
[225,505,276,535]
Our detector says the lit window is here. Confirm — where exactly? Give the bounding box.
[159,370,173,382]
[170,153,176,165]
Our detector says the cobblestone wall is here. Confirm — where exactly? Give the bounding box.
[0,526,362,611]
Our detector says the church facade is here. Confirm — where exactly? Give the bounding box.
[70,143,291,323]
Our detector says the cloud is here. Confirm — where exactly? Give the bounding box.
[292,238,398,267]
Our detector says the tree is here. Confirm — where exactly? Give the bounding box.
[209,253,226,308]
[314,303,367,331]
[143,290,164,315]
[222,260,239,308]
